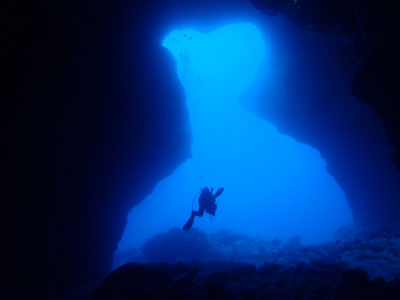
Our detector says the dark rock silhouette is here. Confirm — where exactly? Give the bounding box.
[252,0,400,227]
[3,1,253,298]
[4,2,193,298]
[92,261,400,299]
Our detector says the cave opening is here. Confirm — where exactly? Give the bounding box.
[8,0,400,298]
[114,22,353,267]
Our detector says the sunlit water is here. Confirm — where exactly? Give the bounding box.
[116,23,353,259]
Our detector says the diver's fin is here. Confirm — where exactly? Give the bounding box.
[183,213,195,231]
[214,187,224,198]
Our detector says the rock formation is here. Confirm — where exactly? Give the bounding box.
[4,0,400,298]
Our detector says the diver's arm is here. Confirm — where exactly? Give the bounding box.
[213,187,224,198]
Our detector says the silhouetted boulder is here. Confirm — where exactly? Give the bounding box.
[93,261,400,299]
[141,228,219,263]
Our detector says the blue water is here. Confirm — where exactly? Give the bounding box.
[116,23,353,259]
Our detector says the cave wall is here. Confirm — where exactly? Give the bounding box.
[4,0,400,298]
[5,1,193,298]
[251,0,400,227]
[253,0,400,168]
[4,0,255,298]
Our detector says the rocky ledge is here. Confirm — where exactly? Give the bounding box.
[93,261,400,299]
[102,227,400,299]
[114,226,400,281]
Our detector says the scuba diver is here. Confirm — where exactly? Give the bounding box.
[182,186,224,231]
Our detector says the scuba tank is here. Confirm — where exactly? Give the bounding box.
[182,187,224,231]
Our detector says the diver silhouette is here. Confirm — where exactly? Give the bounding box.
[183,187,224,231]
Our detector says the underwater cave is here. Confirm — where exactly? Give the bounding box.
[115,22,354,266]
[5,0,400,299]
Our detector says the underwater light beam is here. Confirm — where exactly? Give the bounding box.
[116,23,353,262]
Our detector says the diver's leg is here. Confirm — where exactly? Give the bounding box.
[183,208,205,231]
[192,208,205,217]
[183,213,195,231]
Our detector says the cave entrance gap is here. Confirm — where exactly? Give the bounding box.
[115,23,353,266]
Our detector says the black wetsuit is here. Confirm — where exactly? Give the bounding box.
[193,189,217,217]
[183,187,222,231]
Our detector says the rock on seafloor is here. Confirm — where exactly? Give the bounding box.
[114,226,400,281]
[92,261,400,299]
